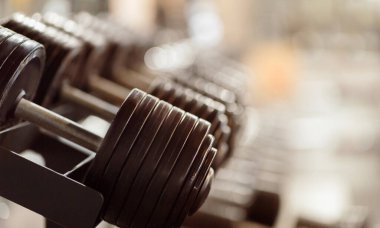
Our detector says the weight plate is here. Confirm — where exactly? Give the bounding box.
[151,82,169,101]
[146,119,210,228]
[167,134,214,227]
[194,101,209,121]
[189,162,215,214]
[129,112,198,228]
[168,83,185,108]
[182,88,197,113]
[1,16,65,105]
[99,94,159,214]
[0,36,39,94]
[105,100,171,223]
[45,37,83,107]
[173,147,216,227]
[0,33,24,71]
[116,106,184,227]
[173,84,189,109]
[0,35,44,126]
[159,82,176,103]
[85,89,146,189]
[0,27,14,43]
[166,83,180,105]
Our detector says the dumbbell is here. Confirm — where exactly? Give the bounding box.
[75,12,272,227]
[74,13,244,112]
[70,12,235,163]
[191,51,248,96]
[0,26,216,227]
[75,14,243,159]
[13,13,230,167]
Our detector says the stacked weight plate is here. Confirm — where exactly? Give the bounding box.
[71,12,283,227]
[0,10,285,228]
[41,12,232,169]
[0,16,217,228]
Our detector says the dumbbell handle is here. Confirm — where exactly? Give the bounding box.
[112,68,153,92]
[61,83,119,120]
[15,98,102,151]
[88,76,129,106]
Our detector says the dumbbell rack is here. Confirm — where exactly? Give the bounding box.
[0,105,105,228]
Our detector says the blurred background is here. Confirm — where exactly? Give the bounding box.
[2,0,380,227]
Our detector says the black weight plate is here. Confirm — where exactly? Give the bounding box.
[1,17,20,30]
[167,134,214,227]
[199,77,236,104]
[166,83,181,105]
[160,82,176,103]
[195,102,209,121]
[204,108,219,133]
[0,33,24,71]
[116,106,185,227]
[189,160,215,214]
[99,94,159,213]
[40,15,105,88]
[85,89,146,188]
[0,27,14,43]
[39,35,69,104]
[175,85,194,112]
[146,119,210,228]
[188,92,204,115]
[151,82,168,101]
[147,80,162,97]
[168,84,185,108]
[174,146,216,227]
[129,112,198,228]
[179,87,194,110]
[0,37,44,126]
[9,20,68,105]
[0,36,39,95]
[212,131,226,167]
[171,85,188,109]
[105,100,171,223]
[43,36,71,85]
[182,88,198,112]
[44,35,83,107]
[2,18,29,37]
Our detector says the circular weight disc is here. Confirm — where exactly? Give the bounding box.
[0,33,24,70]
[146,119,211,228]
[188,93,203,115]
[105,100,172,222]
[190,165,215,214]
[204,109,219,134]
[151,82,169,101]
[147,81,162,97]
[42,38,72,92]
[128,112,198,228]
[182,88,198,112]
[166,83,181,105]
[0,27,15,45]
[43,30,84,107]
[165,83,187,108]
[194,103,209,121]
[168,84,186,108]
[0,35,28,89]
[34,32,68,104]
[99,94,159,214]
[159,83,176,103]
[0,36,45,125]
[174,148,216,226]
[85,89,146,188]
[116,106,184,227]
[173,85,189,109]
[167,134,214,227]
